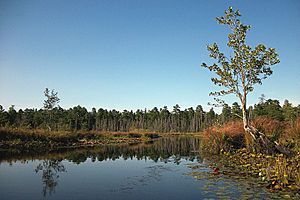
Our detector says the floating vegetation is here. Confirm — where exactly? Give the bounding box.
[219,149,300,193]
[186,162,297,199]
[193,148,300,199]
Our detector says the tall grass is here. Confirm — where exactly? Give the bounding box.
[0,128,99,142]
[200,121,245,154]
[251,117,284,141]
[281,118,300,149]
[200,117,300,154]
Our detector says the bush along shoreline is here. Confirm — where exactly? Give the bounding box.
[199,118,300,197]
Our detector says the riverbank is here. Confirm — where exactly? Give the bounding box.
[3,136,271,200]
[1,125,299,197]
[198,119,300,197]
[0,128,162,152]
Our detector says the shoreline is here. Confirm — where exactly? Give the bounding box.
[0,127,201,152]
[1,128,299,197]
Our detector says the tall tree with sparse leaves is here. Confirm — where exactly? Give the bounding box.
[44,88,60,131]
[201,7,291,154]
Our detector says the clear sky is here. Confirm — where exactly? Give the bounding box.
[0,0,299,112]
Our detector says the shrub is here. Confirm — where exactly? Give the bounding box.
[284,118,300,139]
[251,117,284,141]
[281,118,300,149]
[200,121,245,154]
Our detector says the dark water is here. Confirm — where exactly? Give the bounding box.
[0,137,282,199]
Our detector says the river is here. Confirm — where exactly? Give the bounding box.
[0,136,282,199]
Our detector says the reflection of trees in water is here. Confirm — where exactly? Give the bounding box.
[35,160,66,196]
[67,136,202,164]
[1,137,201,165]
[28,137,199,196]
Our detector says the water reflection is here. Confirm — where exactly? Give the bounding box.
[0,136,290,199]
[1,136,200,197]
[35,160,66,196]
[0,136,200,165]
[111,164,174,193]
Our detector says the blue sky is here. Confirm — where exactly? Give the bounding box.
[0,0,299,112]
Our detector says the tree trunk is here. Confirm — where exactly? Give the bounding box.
[241,104,293,155]
[240,98,293,155]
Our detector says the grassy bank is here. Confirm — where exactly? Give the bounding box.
[199,117,300,195]
[0,128,160,151]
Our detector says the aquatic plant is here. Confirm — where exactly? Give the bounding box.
[219,149,300,194]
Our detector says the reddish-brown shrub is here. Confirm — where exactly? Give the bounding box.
[201,117,300,154]
[284,118,300,138]
[213,121,244,137]
[281,118,300,149]
[201,121,245,154]
[251,117,284,139]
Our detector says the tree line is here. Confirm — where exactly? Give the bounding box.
[0,99,299,133]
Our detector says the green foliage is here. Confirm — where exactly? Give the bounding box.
[8,105,17,127]
[43,88,60,110]
[0,104,214,132]
[231,102,242,119]
[220,104,232,123]
[43,88,60,131]
[253,99,284,121]
[0,105,9,127]
[201,7,280,119]
[282,100,298,122]
[0,98,298,133]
